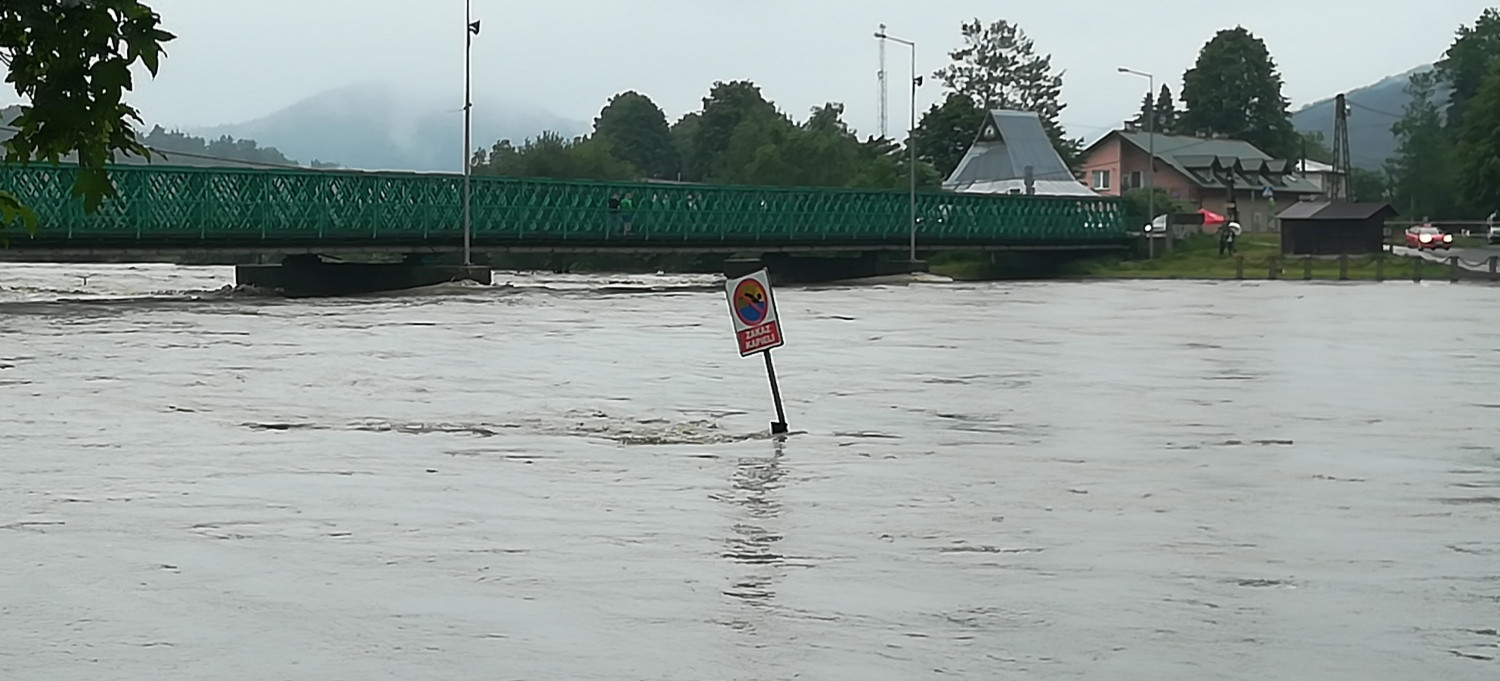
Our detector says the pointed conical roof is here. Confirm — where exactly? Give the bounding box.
[942,110,1095,197]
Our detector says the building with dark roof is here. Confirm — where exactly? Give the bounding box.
[1080,130,1325,232]
[1277,201,1397,255]
[942,110,1096,197]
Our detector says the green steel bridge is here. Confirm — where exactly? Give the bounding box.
[0,163,1129,257]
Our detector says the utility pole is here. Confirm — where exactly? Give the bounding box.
[1331,93,1352,201]
[877,24,888,140]
[1118,68,1156,239]
[874,29,919,262]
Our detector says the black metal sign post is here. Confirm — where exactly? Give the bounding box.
[763,350,788,435]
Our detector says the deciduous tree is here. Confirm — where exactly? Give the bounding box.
[593,91,677,180]
[684,81,779,182]
[0,0,175,216]
[472,132,637,182]
[1178,27,1298,158]
[911,94,984,180]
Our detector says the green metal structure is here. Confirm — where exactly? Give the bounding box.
[1,163,1128,249]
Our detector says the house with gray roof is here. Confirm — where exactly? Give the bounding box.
[1080,130,1325,232]
[942,110,1096,197]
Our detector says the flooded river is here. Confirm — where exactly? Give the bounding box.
[2,264,1497,680]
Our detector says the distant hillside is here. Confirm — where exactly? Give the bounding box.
[1292,65,1439,170]
[195,83,585,172]
[4,104,299,168]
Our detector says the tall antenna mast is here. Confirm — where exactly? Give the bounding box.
[878,23,888,139]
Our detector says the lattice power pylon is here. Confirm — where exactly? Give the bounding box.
[1330,93,1352,201]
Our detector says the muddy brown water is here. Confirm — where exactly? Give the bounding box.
[2,264,1497,679]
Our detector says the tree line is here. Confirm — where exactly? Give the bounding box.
[471,18,1081,192]
[1384,8,1500,221]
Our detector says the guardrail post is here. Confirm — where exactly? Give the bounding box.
[1450,256,1461,283]
[1490,256,1498,282]
[1338,254,1349,281]
[1235,255,1244,280]
[1267,256,1278,280]
[1413,258,1422,283]
[1375,256,1385,282]
[1303,257,1313,281]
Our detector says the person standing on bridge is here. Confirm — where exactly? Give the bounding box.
[608,192,623,235]
[620,192,636,236]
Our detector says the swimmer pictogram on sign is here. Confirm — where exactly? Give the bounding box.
[724,269,784,356]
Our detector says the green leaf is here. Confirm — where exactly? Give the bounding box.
[1,1,175,213]
[0,189,38,239]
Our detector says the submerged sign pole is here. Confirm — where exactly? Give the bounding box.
[762,351,788,433]
[725,269,789,434]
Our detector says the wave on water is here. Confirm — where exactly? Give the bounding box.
[244,409,772,446]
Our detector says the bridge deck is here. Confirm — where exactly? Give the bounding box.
[1,164,1129,251]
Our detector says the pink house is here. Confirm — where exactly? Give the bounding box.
[1080,130,1324,232]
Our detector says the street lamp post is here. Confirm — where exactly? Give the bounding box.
[462,1,480,266]
[875,29,919,263]
[1118,67,1155,258]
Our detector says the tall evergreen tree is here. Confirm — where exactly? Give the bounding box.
[1436,7,1500,134]
[1455,61,1500,214]
[593,91,678,180]
[1153,84,1178,133]
[1388,70,1458,219]
[1129,90,1153,129]
[1178,27,1298,158]
[1129,84,1178,132]
[934,19,1081,167]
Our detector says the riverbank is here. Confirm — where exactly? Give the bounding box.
[1062,235,1492,282]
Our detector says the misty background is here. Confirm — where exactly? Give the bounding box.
[4,0,1491,172]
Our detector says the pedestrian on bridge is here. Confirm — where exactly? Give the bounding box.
[609,193,623,235]
[620,192,636,236]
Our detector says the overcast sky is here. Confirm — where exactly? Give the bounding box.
[58,0,1500,144]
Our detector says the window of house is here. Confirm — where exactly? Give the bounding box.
[1128,171,1142,190]
[1092,170,1112,191]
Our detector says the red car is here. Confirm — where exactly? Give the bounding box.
[1404,225,1454,250]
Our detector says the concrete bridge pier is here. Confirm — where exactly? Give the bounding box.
[235,254,492,298]
[725,252,927,284]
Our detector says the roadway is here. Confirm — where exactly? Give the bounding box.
[1390,243,1500,274]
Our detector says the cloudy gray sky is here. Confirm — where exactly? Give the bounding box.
[82,0,1500,143]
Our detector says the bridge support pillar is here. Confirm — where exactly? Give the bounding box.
[726,252,927,284]
[236,254,491,298]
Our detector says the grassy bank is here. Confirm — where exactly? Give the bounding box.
[1066,234,1476,281]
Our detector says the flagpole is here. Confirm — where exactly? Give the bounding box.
[462,0,474,266]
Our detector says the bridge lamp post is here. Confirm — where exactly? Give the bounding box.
[875,29,919,263]
[1117,67,1155,256]
[463,2,481,266]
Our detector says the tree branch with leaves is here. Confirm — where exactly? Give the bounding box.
[0,0,175,233]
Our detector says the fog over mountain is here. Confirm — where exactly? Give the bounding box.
[193,82,585,172]
[1291,65,1439,170]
